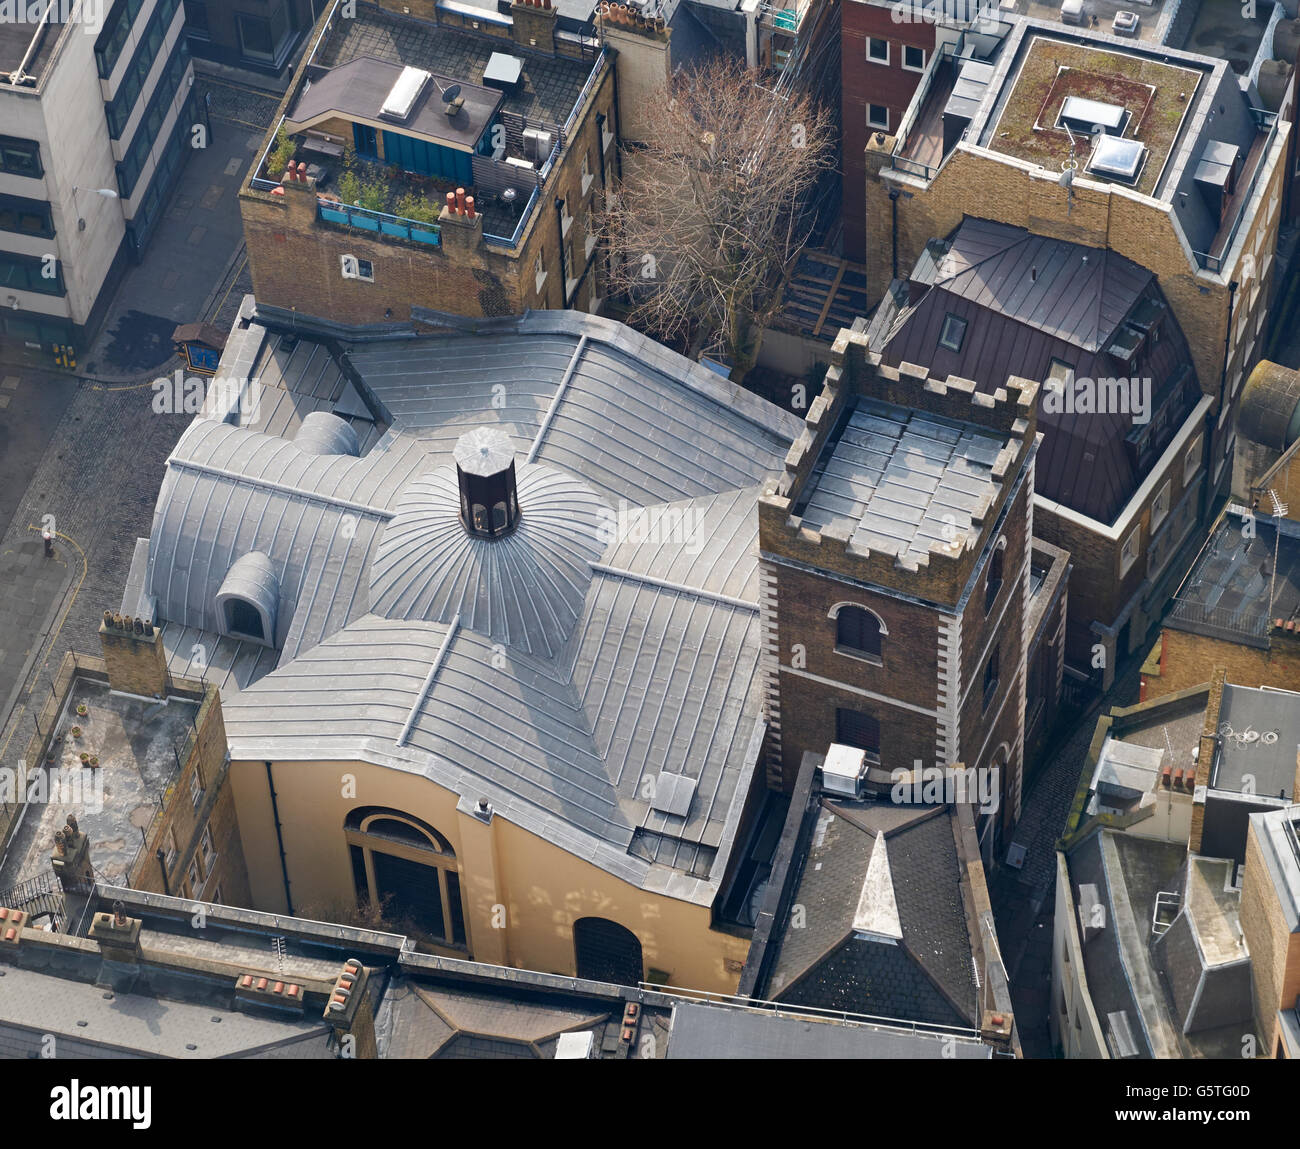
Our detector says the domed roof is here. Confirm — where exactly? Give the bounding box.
[368,463,611,658]
[1238,360,1300,452]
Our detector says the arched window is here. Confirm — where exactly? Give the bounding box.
[472,504,489,531]
[344,807,465,948]
[574,917,643,986]
[224,598,265,642]
[833,604,884,661]
[985,546,1004,615]
[491,501,509,530]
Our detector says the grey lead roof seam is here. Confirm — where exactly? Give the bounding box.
[587,563,761,613]
[395,614,460,749]
[168,456,395,521]
[526,333,586,464]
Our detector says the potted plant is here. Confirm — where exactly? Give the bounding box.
[70,726,82,739]
[88,756,99,769]
[76,703,88,717]
[79,752,90,765]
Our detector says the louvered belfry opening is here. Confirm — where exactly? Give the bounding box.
[454,426,521,538]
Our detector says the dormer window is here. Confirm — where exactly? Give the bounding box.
[215,551,279,647]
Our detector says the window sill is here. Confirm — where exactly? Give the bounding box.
[834,645,883,666]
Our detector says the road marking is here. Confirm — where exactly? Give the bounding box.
[0,395,9,409]
[1,376,18,390]
[224,157,243,177]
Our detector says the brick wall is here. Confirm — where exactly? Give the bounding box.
[1145,627,1300,701]
[1240,817,1300,1054]
[128,687,252,908]
[841,3,936,260]
[98,617,169,698]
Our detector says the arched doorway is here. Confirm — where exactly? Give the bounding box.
[573,917,643,986]
[344,807,465,947]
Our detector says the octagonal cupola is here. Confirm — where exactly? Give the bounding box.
[455,426,520,538]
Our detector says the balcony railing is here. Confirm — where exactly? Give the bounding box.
[317,199,441,246]
[1167,597,1271,645]
[1192,108,1278,273]
[889,41,957,183]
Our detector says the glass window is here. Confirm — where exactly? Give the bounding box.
[0,195,53,238]
[1120,528,1140,576]
[0,135,43,179]
[985,547,1004,615]
[983,648,1000,708]
[903,45,926,70]
[868,104,889,130]
[867,38,889,63]
[1151,481,1170,532]
[939,313,967,352]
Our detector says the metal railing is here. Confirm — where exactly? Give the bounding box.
[888,42,956,183]
[1193,109,1278,273]
[317,199,442,245]
[1167,596,1271,643]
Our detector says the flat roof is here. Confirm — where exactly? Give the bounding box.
[1211,684,1299,802]
[0,678,201,889]
[664,1001,991,1059]
[980,34,1204,199]
[288,57,502,153]
[1168,509,1300,647]
[313,4,597,130]
[797,398,1009,568]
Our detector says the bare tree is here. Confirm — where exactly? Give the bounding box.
[600,56,834,383]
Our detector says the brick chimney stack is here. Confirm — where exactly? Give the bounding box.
[511,0,558,52]
[51,813,93,891]
[439,186,484,255]
[99,610,169,698]
[322,958,378,1059]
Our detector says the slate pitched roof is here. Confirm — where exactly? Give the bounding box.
[765,802,979,1028]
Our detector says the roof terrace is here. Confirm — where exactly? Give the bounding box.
[251,1,606,246]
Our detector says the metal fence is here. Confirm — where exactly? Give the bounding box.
[317,200,442,246]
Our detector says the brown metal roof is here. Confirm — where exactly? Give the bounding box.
[880,218,1202,524]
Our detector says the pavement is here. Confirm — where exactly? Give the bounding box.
[84,116,265,378]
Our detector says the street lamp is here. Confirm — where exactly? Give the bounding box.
[71,185,119,231]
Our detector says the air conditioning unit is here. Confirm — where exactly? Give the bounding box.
[820,743,867,798]
[505,155,537,173]
[522,128,554,164]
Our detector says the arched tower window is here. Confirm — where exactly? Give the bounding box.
[831,603,885,661]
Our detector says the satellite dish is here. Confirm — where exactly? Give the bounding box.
[501,187,517,204]
[442,84,461,104]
